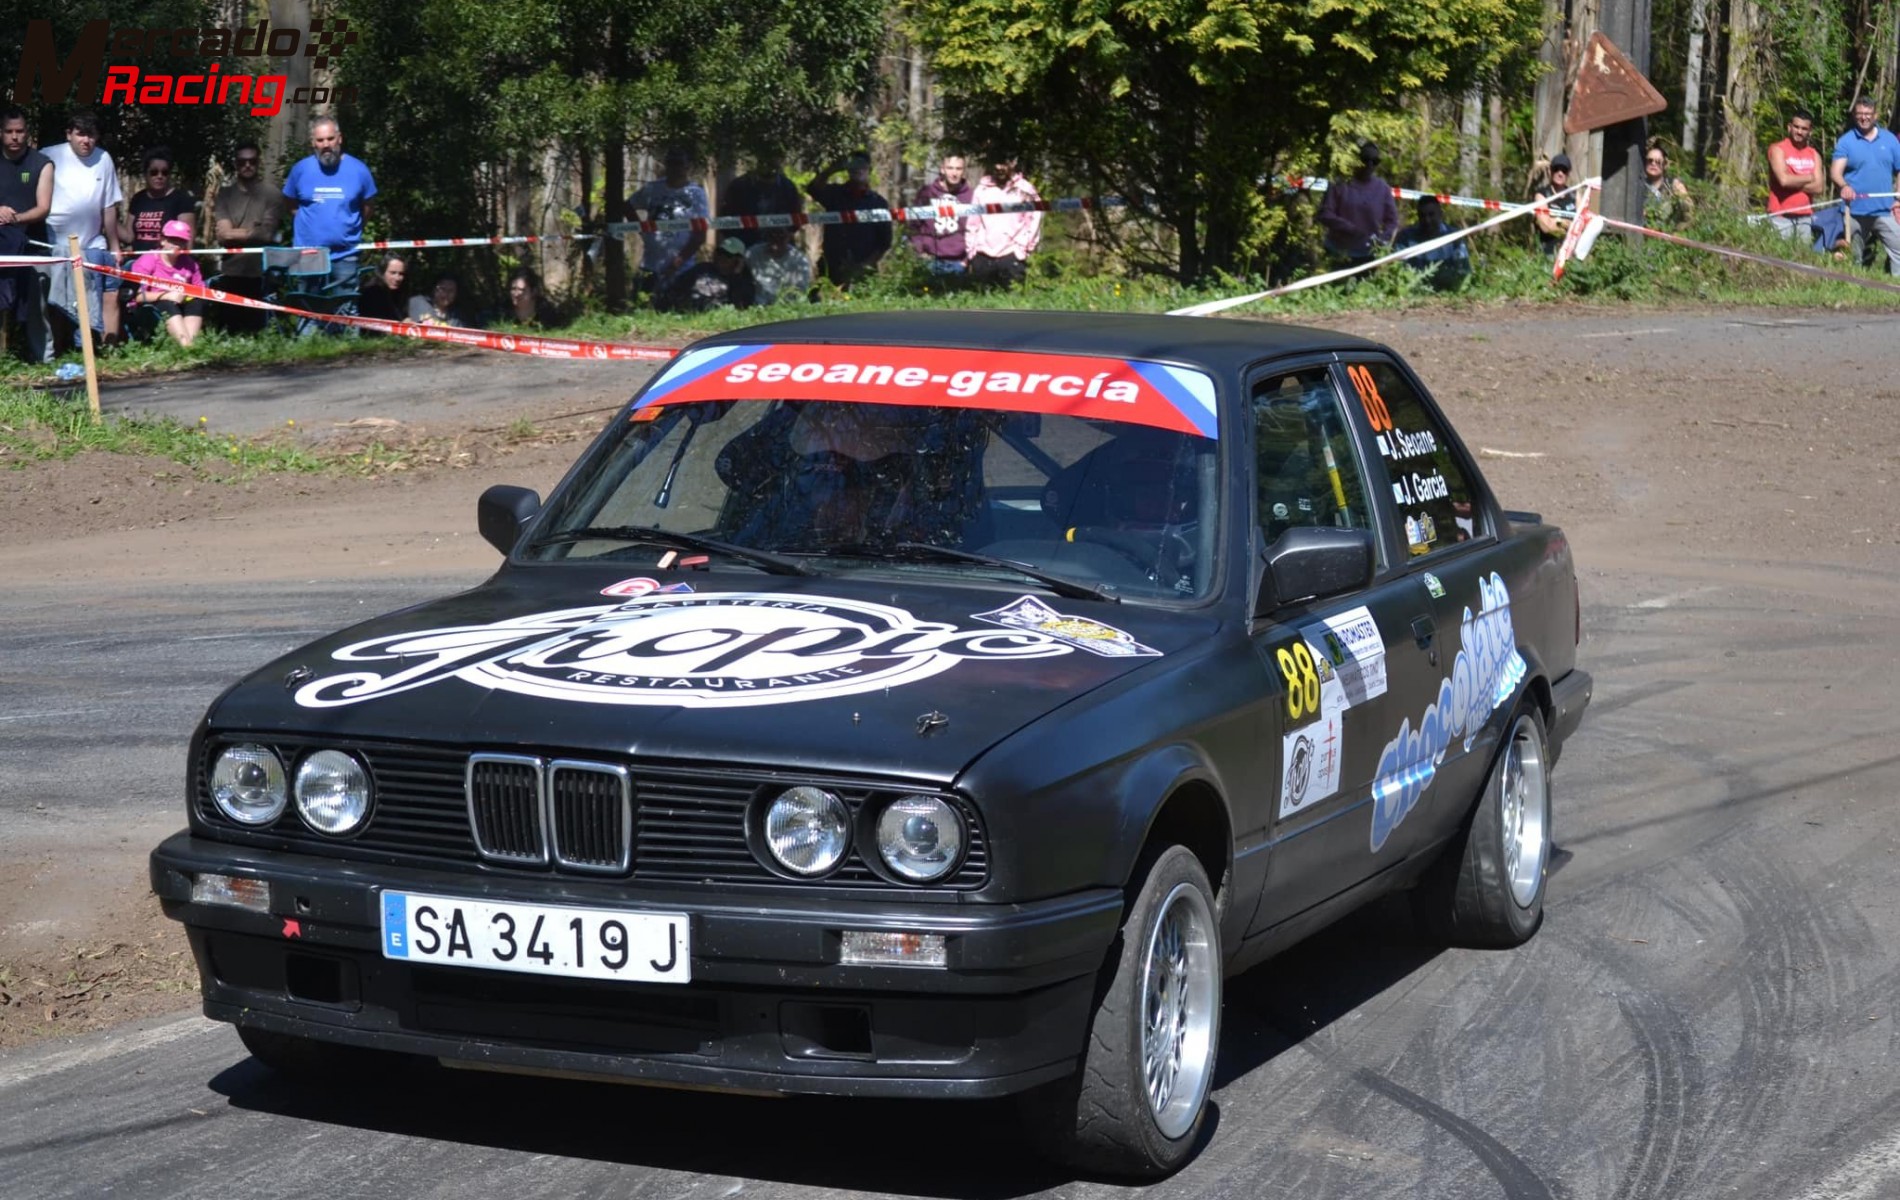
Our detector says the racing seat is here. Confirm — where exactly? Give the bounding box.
[983,428,1204,592]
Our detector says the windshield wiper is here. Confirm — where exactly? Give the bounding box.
[813,542,1118,603]
[530,526,816,576]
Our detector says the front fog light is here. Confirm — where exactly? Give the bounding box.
[210,744,287,825]
[763,786,851,876]
[295,750,372,835]
[876,795,964,882]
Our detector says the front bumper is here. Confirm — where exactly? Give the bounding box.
[150,831,1122,1099]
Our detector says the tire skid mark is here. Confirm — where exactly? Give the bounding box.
[1607,990,1703,1200]
[1351,1065,1556,1200]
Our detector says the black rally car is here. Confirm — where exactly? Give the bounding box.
[151,312,1590,1176]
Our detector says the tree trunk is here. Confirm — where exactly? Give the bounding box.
[1683,0,1708,156]
[1716,0,1764,206]
[1461,87,1483,196]
[1489,91,1505,197]
[605,138,626,309]
[1532,0,1568,175]
[604,16,628,310]
[1878,1,1900,121]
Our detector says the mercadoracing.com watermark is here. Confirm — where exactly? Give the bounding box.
[13,17,360,117]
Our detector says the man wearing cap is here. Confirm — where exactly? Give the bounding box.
[806,151,892,288]
[746,226,812,305]
[127,218,206,348]
[1830,96,1900,275]
[1316,141,1399,266]
[1534,155,1578,255]
[657,236,758,312]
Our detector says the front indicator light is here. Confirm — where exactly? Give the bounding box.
[840,930,947,968]
[295,750,373,835]
[191,872,271,913]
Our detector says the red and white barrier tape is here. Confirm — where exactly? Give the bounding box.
[86,261,678,361]
[1169,180,1592,317]
[606,195,1126,236]
[35,234,594,259]
[1585,215,1900,294]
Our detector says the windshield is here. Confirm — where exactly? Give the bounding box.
[531,344,1221,601]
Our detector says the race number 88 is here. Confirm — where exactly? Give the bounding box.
[1276,642,1321,720]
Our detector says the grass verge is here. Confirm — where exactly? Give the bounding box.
[0,384,416,478]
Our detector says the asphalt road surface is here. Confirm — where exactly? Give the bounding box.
[4,310,1900,1198]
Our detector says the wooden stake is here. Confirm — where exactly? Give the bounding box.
[65,235,102,426]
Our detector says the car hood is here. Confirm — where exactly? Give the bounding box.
[210,568,1223,783]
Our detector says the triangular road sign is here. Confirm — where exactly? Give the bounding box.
[1565,32,1667,134]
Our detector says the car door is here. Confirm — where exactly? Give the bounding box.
[1337,354,1521,863]
[1244,363,1446,934]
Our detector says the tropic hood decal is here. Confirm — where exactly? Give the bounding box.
[292,591,1138,710]
[1369,572,1527,851]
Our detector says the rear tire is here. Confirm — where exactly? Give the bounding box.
[1020,845,1221,1177]
[1414,702,1552,948]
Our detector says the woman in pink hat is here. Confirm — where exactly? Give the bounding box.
[128,218,207,347]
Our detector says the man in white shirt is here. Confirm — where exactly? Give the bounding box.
[41,110,123,344]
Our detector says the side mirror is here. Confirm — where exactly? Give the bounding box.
[477,485,542,555]
[1258,527,1374,612]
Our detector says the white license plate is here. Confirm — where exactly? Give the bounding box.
[380,891,690,984]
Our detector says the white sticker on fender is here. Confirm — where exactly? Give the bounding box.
[1280,711,1343,817]
[1301,605,1388,706]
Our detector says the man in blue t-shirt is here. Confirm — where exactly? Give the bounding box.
[1829,96,1900,274]
[283,116,377,295]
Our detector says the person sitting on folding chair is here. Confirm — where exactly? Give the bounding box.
[126,219,206,347]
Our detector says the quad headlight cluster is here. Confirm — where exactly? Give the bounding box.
[757,786,967,883]
[208,744,373,836]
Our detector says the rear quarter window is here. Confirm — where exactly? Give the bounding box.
[1342,360,1486,558]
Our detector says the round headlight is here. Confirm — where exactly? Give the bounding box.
[763,786,851,876]
[876,795,965,882]
[294,750,373,836]
[210,744,287,826]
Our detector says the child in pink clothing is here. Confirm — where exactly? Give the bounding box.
[128,218,206,347]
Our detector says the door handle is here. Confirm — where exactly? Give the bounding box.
[1411,615,1437,654]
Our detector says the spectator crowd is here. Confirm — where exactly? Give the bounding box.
[4,96,1900,362]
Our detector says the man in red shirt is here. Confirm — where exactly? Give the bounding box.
[1766,109,1827,245]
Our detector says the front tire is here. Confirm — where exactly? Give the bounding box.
[1021,845,1221,1177]
[1414,702,1552,947]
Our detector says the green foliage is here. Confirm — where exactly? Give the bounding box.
[907,0,1543,280]
[0,0,261,198]
[335,0,888,239]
